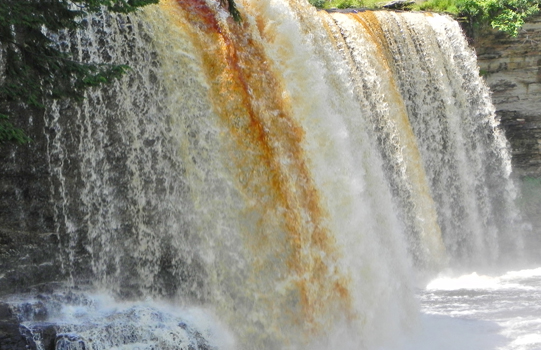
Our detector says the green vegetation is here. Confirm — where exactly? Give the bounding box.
[310,0,541,37]
[0,114,31,144]
[413,0,541,37]
[456,0,541,37]
[413,0,459,13]
[221,0,243,22]
[309,0,382,10]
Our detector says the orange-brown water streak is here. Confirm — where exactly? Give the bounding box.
[163,0,352,341]
[351,11,446,269]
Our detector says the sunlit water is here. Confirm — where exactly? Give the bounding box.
[3,1,535,349]
[13,293,236,350]
[14,268,541,350]
[394,267,541,350]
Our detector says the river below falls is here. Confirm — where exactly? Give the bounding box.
[394,267,541,350]
[16,267,541,350]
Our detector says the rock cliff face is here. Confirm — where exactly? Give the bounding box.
[0,105,66,297]
[472,15,541,178]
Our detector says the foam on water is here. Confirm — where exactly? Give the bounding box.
[412,268,541,350]
[12,292,236,350]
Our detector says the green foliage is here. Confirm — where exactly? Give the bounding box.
[220,0,242,22]
[0,114,31,144]
[310,0,382,9]
[333,0,359,9]
[413,0,459,14]
[0,0,158,145]
[309,0,327,8]
[457,0,540,37]
[413,0,540,36]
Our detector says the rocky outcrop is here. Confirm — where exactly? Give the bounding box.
[0,292,217,350]
[0,302,37,350]
[472,15,541,178]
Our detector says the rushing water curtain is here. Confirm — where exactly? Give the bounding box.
[41,0,521,349]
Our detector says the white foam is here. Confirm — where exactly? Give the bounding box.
[26,293,236,350]
[426,267,541,291]
[417,267,541,350]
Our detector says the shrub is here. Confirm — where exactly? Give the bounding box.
[457,0,541,36]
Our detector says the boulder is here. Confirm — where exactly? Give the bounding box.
[0,302,37,350]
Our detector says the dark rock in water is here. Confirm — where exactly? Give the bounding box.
[382,0,414,9]
[56,334,85,350]
[37,324,56,350]
[0,303,37,350]
[16,301,48,322]
[0,304,12,321]
[1,291,219,350]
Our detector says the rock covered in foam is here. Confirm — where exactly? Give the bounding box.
[1,291,225,350]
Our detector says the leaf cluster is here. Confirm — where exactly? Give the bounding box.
[457,0,541,37]
[0,114,31,144]
[220,0,242,22]
[412,0,540,36]
[414,0,460,14]
[0,0,158,144]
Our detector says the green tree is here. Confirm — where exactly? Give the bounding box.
[458,0,541,36]
[0,0,160,145]
[220,0,242,22]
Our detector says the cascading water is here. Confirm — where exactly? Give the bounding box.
[4,0,531,349]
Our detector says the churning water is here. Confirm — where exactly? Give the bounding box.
[14,268,541,350]
[411,267,541,350]
[7,0,539,349]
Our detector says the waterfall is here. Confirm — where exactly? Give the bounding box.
[15,0,523,349]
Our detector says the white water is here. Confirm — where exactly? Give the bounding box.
[11,0,537,349]
[12,292,235,350]
[17,268,541,350]
[407,267,541,350]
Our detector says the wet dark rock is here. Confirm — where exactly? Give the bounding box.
[15,301,48,323]
[192,330,213,350]
[382,0,414,9]
[38,325,56,350]
[1,291,216,350]
[0,303,37,350]
[56,334,85,350]
[0,229,65,296]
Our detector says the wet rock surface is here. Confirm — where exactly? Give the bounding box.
[0,292,217,350]
[0,229,65,296]
[472,14,541,178]
[382,0,414,9]
[0,302,36,350]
